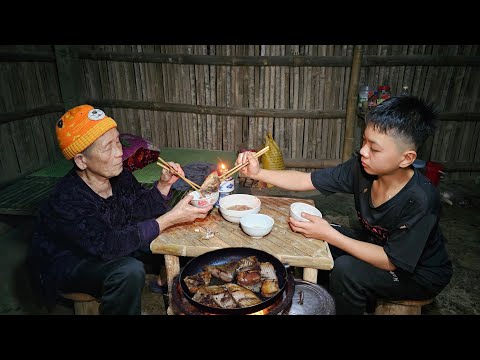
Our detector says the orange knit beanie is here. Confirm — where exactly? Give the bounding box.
[56,104,117,159]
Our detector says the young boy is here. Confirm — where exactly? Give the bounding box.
[235,96,453,314]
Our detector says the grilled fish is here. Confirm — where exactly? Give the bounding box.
[260,279,280,297]
[192,286,221,308]
[236,256,258,270]
[225,283,262,308]
[204,260,239,282]
[260,262,278,281]
[260,262,280,297]
[183,271,212,294]
[236,263,262,293]
[211,285,239,309]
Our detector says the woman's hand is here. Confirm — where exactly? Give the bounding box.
[288,213,337,242]
[157,194,213,230]
[157,162,183,196]
[235,151,261,178]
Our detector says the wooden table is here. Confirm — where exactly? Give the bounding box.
[150,195,334,314]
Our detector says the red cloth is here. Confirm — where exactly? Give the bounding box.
[120,133,160,172]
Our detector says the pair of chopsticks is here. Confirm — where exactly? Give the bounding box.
[156,157,201,191]
[219,146,270,180]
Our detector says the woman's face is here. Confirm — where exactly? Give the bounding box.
[84,128,124,179]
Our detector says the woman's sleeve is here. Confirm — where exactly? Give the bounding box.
[122,171,173,220]
[48,191,159,261]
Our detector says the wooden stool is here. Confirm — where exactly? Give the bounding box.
[375,298,434,315]
[61,292,101,315]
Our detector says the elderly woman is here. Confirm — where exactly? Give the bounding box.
[29,105,212,314]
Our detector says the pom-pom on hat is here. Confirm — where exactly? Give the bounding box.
[56,104,117,159]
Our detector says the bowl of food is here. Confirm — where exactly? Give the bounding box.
[240,213,274,238]
[289,202,322,222]
[218,194,261,223]
[189,190,219,208]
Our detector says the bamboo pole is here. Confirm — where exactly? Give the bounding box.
[342,45,363,162]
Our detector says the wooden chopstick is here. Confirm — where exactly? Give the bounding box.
[156,159,201,191]
[219,146,270,180]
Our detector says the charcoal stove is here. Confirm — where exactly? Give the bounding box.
[171,271,336,315]
[171,272,296,315]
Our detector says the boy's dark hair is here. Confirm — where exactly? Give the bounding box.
[366,96,438,150]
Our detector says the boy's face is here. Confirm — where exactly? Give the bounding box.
[359,124,414,176]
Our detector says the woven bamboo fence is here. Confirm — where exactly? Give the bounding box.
[1,44,479,187]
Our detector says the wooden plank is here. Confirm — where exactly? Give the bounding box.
[258,45,266,148]
[177,46,188,148]
[302,45,313,160]
[401,45,417,98]
[132,45,148,141]
[262,45,270,143]
[268,45,275,138]
[54,45,83,110]
[211,46,221,149]
[9,117,40,175]
[187,45,199,149]
[76,49,480,67]
[0,122,20,186]
[40,112,63,161]
[215,46,224,150]
[276,45,286,153]
[343,45,361,161]
[233,45,244,152]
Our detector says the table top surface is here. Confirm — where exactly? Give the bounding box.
[150,195,334,270]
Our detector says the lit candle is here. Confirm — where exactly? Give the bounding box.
[220,163,226,175]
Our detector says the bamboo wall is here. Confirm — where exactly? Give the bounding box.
[1,44,479,187]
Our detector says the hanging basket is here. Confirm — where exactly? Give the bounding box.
[261,133,285,187]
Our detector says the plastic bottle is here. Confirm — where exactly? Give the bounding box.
[358,85,370,110]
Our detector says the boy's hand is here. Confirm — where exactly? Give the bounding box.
[288,213,337,242]
[235,151,261,178]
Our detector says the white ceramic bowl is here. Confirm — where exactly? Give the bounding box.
[240,213,274,238]
[289,202,322,222]
[189,191,219,208]
[219,194,261,223]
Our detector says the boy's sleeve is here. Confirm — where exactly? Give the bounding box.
[310,155,357,195]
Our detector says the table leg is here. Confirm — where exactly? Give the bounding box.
[164,254,180,315]
[303,268,318,283]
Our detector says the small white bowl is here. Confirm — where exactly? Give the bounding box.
[219,194,261,223]
[290,202,322,222]
[189,191,219,208]
[240,213,274,238]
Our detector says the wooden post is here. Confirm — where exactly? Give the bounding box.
[54,45,84,111]
[164,254,180,315]
[342,45,363,162]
